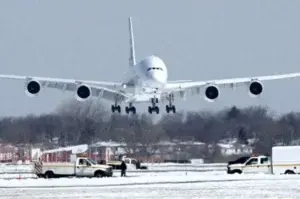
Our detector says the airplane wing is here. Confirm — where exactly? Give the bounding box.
[0,74,123,87]
[0,74,130,102]
[167,80,192,83]
[164,73,300,97]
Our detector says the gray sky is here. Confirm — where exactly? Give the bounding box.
[0,0,300,117]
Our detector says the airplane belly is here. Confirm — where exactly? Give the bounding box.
[143,81,164,91]
[132,93,161,102]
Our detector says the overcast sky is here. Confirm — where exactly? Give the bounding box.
[0,0,300,117]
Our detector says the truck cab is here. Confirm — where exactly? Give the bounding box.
[227,155,271,174]
[75,157,113,177]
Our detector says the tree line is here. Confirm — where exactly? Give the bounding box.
[0,99,300,156]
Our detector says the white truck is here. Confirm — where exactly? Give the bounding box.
[106,157,147,170]
[34,157,113,178]
[227,146,300,175]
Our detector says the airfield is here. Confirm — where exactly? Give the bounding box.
[1,168,300,198]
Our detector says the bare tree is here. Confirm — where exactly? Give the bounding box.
[1,98,300,158]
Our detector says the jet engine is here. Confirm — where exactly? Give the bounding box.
[248,80,263,97]
[25,80,41,97]
[76,84,92,101]
[204,85,219,102]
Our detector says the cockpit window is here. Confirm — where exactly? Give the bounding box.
[147,67,163,71]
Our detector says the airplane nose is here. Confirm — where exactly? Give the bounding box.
[151,72,164,83]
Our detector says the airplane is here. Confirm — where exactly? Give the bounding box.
[1,16,300,115]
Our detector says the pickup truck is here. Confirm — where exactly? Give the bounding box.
[106,157,147,170]
[34,157,113,178]
[227,155,271,174]
[227,146,300,175]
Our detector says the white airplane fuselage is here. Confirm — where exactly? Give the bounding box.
[124,55,168,95]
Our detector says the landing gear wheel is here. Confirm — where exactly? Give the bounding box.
[155,106,159,114]
[148,106,152,114]
[132,107,136,114]
[111,105,114,113]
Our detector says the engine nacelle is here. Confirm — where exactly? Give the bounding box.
[248,81,263,97]
[204,85,219,102]
[25,80,41,97]
[76,84,92,101]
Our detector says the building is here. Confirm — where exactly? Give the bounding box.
[217,138,253,156]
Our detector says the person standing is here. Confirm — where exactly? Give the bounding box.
[120,160,127,177]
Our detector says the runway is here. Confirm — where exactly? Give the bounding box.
[0,171,300,198]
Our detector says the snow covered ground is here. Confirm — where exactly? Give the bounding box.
[1,171,300,198]
[143,163,226,172]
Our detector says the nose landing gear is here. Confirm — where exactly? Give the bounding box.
[148,98,159,114]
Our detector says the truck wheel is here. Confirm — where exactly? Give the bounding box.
[284,170,295,174]
[44,171,54,179]
[94,171,104,178]
[233,170,242,174]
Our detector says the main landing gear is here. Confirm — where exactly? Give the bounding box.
[166,105,176,113]
[111,95,176,114]
[125,103,136,114]
[111,104,121,113]
[111,103,136,114]
[166,94,176,113]
[148,98,159,114]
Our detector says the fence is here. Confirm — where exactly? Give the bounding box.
[0,163,37,179]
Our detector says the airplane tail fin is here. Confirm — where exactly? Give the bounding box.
[128,17,136,67]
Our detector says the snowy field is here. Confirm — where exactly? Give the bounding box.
[1,171,300,198]
[142,163,226,172]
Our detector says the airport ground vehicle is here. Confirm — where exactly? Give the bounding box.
[106,157,147,170]
[34,157,113,178]
[227,146,300,174]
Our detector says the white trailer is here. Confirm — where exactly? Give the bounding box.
[271,145,300,174]
[34,157,113,178]
[227,145,300,175]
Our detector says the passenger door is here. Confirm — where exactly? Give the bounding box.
[243,157,259,174]
[75,158,91,177]
[258,157,271,174]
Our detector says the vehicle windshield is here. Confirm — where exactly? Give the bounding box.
[87,158,97,165]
